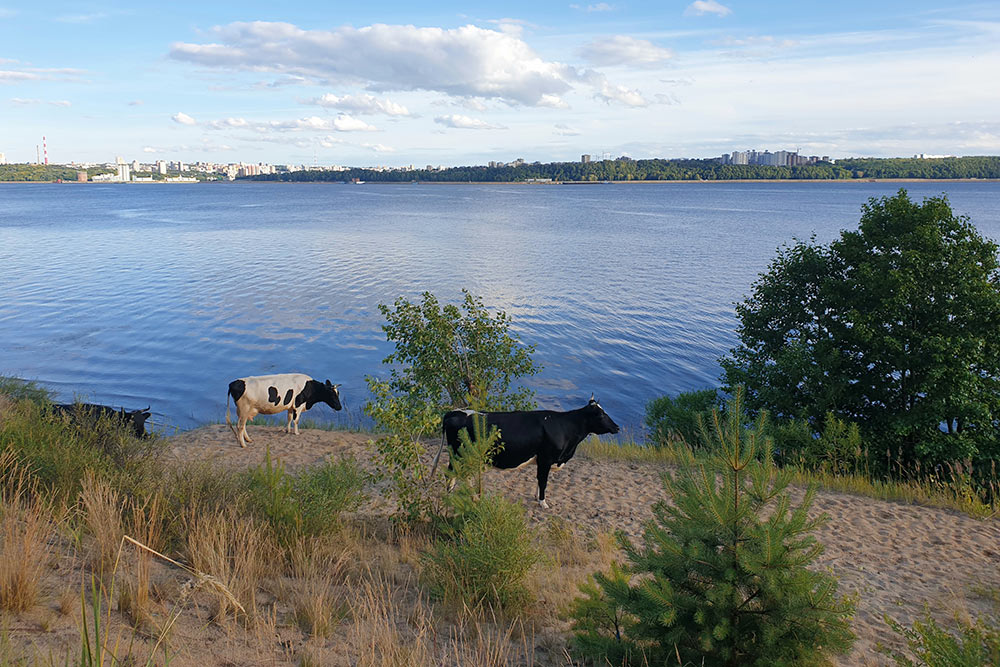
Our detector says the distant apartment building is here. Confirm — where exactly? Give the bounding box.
[0,152,6,164]
[719,149,828,167]
[581,154,591,164]
[131,160,140,172]
[117,163,131,181]
[157,160,167,175]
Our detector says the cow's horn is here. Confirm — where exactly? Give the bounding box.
[590,393,595,402]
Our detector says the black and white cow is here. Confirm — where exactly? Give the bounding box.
[437,397,619,508]
[226,373,342,448]
[53,402,152,439]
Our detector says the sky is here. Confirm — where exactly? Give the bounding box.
[2,1,999,167]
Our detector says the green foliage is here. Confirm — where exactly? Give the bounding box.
[770,413,866,475]
[571,390,856,666]
[243,448,366,545]
[436,414,503,532]
[883,612,1000,666]
[0,398,161,503]
[376,289,540,412]
[365,289,539,520]
[644,388,722,447]
[423,492,541,613]
[0,377,51,404]
[722,189,1000,472]
[247,156,1000,184]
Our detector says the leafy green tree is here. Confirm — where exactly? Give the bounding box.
[375,289,540,412]
[644,387,722,447]
[364,290,540,520]
[722,190,1000,467]
[571,390,856,666]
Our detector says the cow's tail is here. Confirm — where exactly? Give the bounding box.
[429,424,447,479]
[226,388,237,439]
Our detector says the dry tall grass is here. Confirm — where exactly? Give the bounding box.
[0,451,55,612]
[186,508,278,623]
[79,472,125,575]
[287,537,350,639]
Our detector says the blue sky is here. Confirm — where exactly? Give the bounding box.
[2,1,998,166]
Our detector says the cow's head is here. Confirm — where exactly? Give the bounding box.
[584,395,619,435]
[121,406,151,438]
[322,380,343,411]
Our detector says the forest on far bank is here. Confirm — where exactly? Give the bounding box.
[248,155,1000,184]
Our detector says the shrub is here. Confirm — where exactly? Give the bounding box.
[423,493,541,613]
[570,389,856,666]
[243,449,366,545]
[644,387,721,447]
[883,611,1000,666]
[771,413,866,475]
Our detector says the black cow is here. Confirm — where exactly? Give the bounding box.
[53,402,152,438]
[438,397,619,508]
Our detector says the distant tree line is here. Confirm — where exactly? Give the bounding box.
[0,164,114,182]
[247,156,1000,184]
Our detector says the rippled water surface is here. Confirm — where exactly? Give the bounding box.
[2,181,999,433]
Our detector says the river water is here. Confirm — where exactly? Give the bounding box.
[2,180,998,434]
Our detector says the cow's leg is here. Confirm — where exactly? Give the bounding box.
[285,410,294,434]
[535,459,553,509]
[292,409,301,435]
[237,415,250,447]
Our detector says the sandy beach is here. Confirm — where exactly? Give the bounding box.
[168,424,1000,665]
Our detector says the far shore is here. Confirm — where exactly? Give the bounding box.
[3,177,1000,186]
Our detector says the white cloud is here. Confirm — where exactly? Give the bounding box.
[570,3,614,12]
[55,12,108,23]
[554,124,581,136]
[434,114,507,130]
[587,74,649,107]
[205,114,377,133]
[128,100,144,106]
[0,70,38,83]
[685,1,732,17]
[305,93,411,116]
[582,36,674,67]
[9,97,70,107]
[362,142,395,152]
[172,112,197,125]
[170,22,587,107]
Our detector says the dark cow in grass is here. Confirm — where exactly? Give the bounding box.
[226,373,342,448]
[438,397,620,509]
[53,402,152,439]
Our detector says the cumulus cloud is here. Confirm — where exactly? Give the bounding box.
[685,1,732,17]
[172,112,197,125]
[434,114,507,129]
[585,73,649,107]
[554,123,581,136]
[170,21,637,107]
[305,93,411,116]
[582,36,673,67]
[205,114,377,133]
[362,142,395,152]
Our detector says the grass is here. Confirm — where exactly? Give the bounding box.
[579,437,1000,519]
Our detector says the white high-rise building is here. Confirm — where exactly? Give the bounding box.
[0,152,6,164]
[157,160,167,175]
[117,163,131,182]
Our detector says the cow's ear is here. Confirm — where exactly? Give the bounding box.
[325,379,332,386]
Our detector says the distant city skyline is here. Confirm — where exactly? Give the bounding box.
[2,1,999,166]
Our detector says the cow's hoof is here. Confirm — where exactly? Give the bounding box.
[537,499,550,509]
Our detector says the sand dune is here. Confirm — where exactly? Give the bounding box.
[169,424,1000,665]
